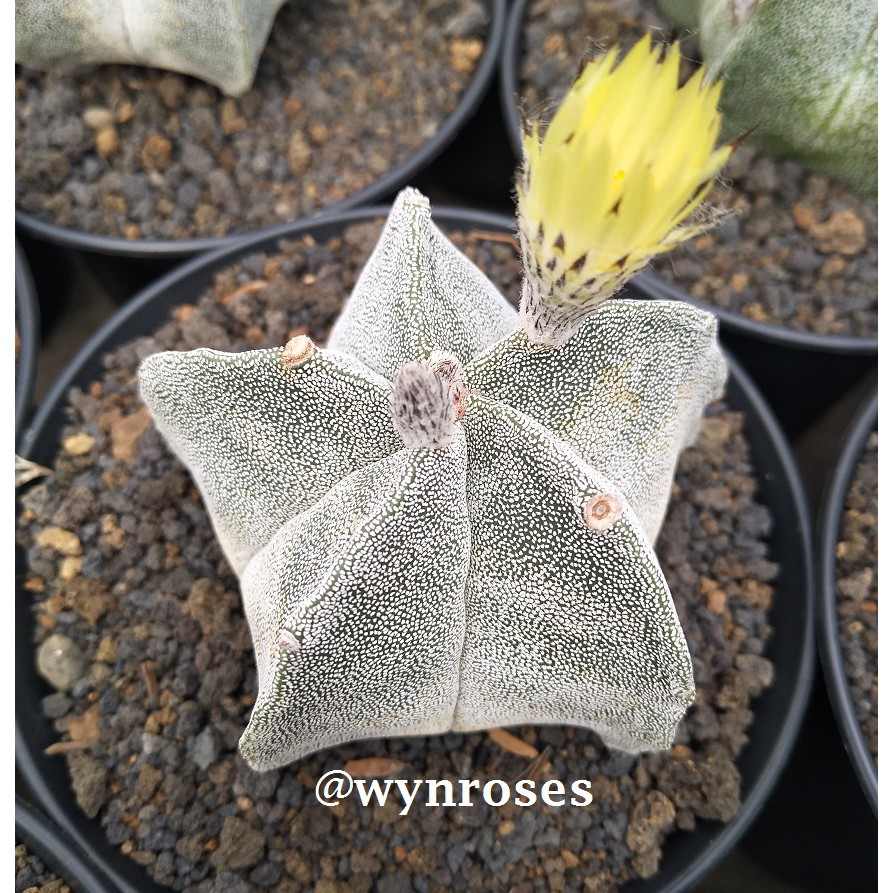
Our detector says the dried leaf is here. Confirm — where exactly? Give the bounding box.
[468,230,521,253]
[44,740,95,756]
[140,660,159,703]
[60,704,101,745]
[487,728,539,759]
[221,279,267,305]
[510,745,554,785]
[15,455,52,488]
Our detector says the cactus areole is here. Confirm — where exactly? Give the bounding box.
[140,40,732,771]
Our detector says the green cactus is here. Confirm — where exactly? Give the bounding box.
[139,42,733,770]
[660,0,878,199]
[139,187,727,771]
[15,0,287,96]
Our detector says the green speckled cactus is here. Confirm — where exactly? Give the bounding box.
[15,0,287,96]
[660,0,878,199]
[140,41,732,771]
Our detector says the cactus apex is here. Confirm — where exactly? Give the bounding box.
[398,187,431,210]
[389,358,460,449]
[327,189,518,379]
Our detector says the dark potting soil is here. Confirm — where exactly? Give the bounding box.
[15,842,70,893]
[18,221,777,892]
[517,0,878,339]
[15,0,488,241]
[835,432,878,762]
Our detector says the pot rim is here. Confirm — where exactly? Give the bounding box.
[16,796,116,893]
[15,240,41,443]
[497,0,877,357]
[13,0,506,260]
[816,389,878,815]
[16,203,814,893]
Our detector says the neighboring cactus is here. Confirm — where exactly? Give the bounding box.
[140,38,731,771]
[15,0,288,96]
[660,0,878,199]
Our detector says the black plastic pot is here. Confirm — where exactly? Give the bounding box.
[17,205,814,893]
[15,239,40,443]
[14,0,506,300]
[16,796,116,893]
[498,0,877,439]
[16,230,75,337]
[816,390,877,814]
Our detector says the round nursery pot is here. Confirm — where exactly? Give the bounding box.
[499,0,877,438]
[14,0,505,298]
[817,390,878,814]
[16,239,41,443]
[16,205,813,893]
[16,796,115,893]
[16,230,76,337]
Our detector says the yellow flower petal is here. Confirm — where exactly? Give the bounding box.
[516,36,731,345]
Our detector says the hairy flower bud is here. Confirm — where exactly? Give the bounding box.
[517,37,731,345]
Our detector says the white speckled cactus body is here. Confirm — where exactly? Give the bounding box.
[140,41,733,770]
[141,189,726,770]
[660,0,878,198]
[15,0,287,96]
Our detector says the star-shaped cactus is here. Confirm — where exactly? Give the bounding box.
[17,0,288,96]
[140,39,734,770]
[140,188,725,770]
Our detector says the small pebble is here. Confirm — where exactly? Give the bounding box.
[41,691,73,719]
[15,842,70,893]
[36,634,87,691]
[95,126,120,158]
[82,106,115,130]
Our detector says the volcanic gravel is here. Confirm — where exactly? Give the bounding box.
[15,842,70,893]
[516,0,878,338]
[835,431,878,761]
[19,220,777,891]
[15,0,489,241]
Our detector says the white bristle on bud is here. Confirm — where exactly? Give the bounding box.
[389,360,458,449]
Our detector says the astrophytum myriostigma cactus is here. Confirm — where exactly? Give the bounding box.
[15,0,287,96]
[139,39,732,771]
[660,0,878,199]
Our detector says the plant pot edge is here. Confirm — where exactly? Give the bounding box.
[15,239,41,445]
[13,0,507,261]
[16,202,814,893]
[816,389,878,815]
[16,795,117,893]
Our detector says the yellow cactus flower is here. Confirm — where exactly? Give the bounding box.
[516,36,732,345]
